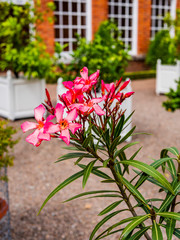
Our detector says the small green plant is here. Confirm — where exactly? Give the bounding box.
[63,20,130,83]
[0,120,18,181]
[0,1,62,81]
[162,79,180,112]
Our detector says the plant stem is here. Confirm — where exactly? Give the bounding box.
[171,159,180,212]
[109,160,152,240]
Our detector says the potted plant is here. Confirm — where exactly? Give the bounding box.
[0,119,18,239]
[0,1,58,120]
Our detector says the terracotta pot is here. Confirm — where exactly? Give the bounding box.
[0,197,8,220]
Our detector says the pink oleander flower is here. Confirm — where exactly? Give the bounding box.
[21,104,54,147]
[45,103,82,145]
[74,67,99,92]
[70,97,105,116]
[61,89,84,107]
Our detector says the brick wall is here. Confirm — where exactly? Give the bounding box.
[92,0,108,38]
[177,0,180,9]
[35,0,55,55]
[137,0,151,56]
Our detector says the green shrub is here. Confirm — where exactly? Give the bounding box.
[123,70,156,80]
[0,120,18,181]
[0,1,63,81]
[162,79,180,112]
[63,20,130,83]
[145,30,176,69]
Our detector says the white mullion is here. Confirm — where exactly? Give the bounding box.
[125,2,129,48]
[59,0,63,45]
[77,0,81,35]
[86,0,92,41]
[68,1,72,51]
[118,1,122,28]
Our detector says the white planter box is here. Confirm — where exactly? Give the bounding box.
[0,71,45,120]
[57,78,133,142]
[156,59,180,95]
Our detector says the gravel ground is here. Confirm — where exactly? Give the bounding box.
[4,78,180,240]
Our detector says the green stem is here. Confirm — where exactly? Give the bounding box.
[109,160,152,240]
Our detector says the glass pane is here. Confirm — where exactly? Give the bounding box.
[63,28,69,38]
[54,15,59,25]
[122,18,125,26]
[81,16,86,25]
[63,15,68,25]
[72,2,77,12]
[81,29,86,38]
[81,3,86,12]
[122,30,125,38]
[122,6,125,15]
[54,1,59,11]
[129,7,132,15]
[114,6,118,15]
[129,18,132,26]
[72,16,77,25]
[129,30,132,38]
[64,42,69,51]
[55,28,60,38]
[63,1,68,12]
[72,29,78,38]
[73,41,77,50]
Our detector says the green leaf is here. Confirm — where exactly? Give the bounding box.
[63,190,120,202]
[114,114,124,139]
[128,226,151,240]
[167,159,177,179]
[109,136,121,153]
[89,210,125,240]
[56,152,94,162]
[157,212,180,221]
[120,214,150,239]
[114,142,140,158]
[82,160,96,188]
[38,170,84,215]
[129,147,142,160]
[98,200,123,216]
[152,220,163,240]
[166,147,179,157]
[173,228,180,238]
[82,134,92,148]
[120,176,149,209]
[121,160,175,194]
[119,126,136,144]
[166,218,176,240]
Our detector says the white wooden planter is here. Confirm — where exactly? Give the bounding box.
[0,71,45,120]
[156,59,180,95]
[57,78,133,142]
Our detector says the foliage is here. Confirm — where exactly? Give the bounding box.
[0,1,62,81]
[146,10,180,69]
[63,20,130,83]
[0,120,18,181]
[123,70,156,80]
[145,30,176,69]
[22,68,180,240]
[162,79,180,112]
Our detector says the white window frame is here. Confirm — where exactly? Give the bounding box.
[54,0,92,63]
[108,0,138,56]
[151,0,177,38]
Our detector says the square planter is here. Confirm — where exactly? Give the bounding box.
[0,71,46,120]
[57,78,133,142]
[156,59,180,95]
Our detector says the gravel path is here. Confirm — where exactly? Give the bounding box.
[5,78,180,240]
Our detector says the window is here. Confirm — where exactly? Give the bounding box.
[151,0,177,38]
[108,0,138,55]
[54,0,91,52]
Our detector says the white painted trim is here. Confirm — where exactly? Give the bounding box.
[131,0,138,56]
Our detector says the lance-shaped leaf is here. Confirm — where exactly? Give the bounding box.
[165,147,179,157]
[56,152,94,162]
[109,136,121,153]
[114,141,140,158]
[120,160,175,194]
[120,214,150,239]
[128,226,151,240]
[63,190,121,202]
[82,160,97,188]
[89,210,127,240]
[38,170,84,215]
[114,114,124,139]
[120,176,150,209]
[119,126,136,144]
[135,157,173,189]
[98,200,123,216]
[152,220,163,240]
[166,218,176,240]
[161,225,180,239]
[158,181,180,213]
[157,212,180,221]
[167,159,177,179]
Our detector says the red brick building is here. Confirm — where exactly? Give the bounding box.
[28,0,180,59]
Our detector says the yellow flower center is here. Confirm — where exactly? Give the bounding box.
[37,121,44,130]
[59,120,69,130]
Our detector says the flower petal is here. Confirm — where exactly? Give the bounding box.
[69,123,82,134]
[55,103,65,122]
[91,97,105,104]
[60,129,70,145]
[45,122,60,134]
[21,121,37,132]
[63,81,74,89]
[80,67,88,80]
[34,104,45,122]
[93,104,105,116]
[38,132,51,141]
[89,70,99,81]
[26,129,40,146]
[65,108,78,122]
[119,79,130,91]
[46,115,55,122]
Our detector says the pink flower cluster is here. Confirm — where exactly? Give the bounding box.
[21,67,134,147]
